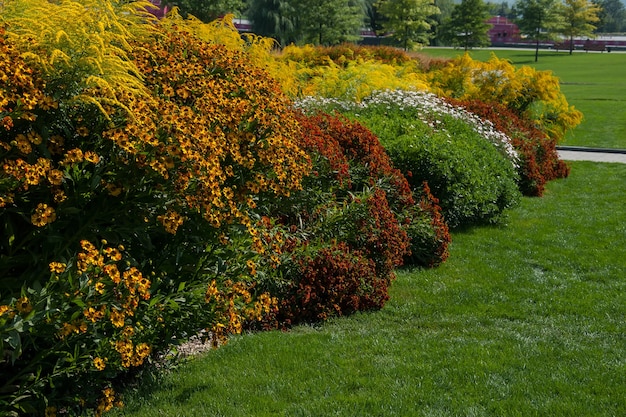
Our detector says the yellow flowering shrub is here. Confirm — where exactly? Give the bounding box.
[276,44,430,101]
[427,53,583,141]
[0,0,155,107]
[1,3,308,415]
[161,11,301,97]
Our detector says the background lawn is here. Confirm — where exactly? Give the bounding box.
[420,48,626,149]
[113,161,626,417]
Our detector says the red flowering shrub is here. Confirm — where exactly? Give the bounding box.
[281,242,388,324]
[295,112,415,209]
[447,98,570,196]
[258,112,450,326]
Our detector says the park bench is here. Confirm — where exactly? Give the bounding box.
[583,41,606,52]
[553,41,573,52]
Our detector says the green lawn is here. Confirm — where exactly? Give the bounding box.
[112,161,626,417]
[420,48,626,149]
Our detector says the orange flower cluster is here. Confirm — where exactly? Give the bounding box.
[100,25,310,234]
[0,28,50,128]
[94,387,121,417]
[205,279,277,346]
[53,241,151,344]
[114,339,151,368]
[157,209,185,234]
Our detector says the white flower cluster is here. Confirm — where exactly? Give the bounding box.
[294,89,520,169]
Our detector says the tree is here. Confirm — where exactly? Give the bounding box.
[440,0,491,50]
[166,0,245,21]
[431,0,456,45]
[375,0,441,50]
[247,0,298,45]
[559,0,602,54]
[594,0,625,33]
[516,0,563,61]
[293,0,364,45]
[486,1,518,19]
[363,0,386,34]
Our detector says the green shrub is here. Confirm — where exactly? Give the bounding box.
[445,98,570,197]
[383,122,521,227]
[295,90,522,229]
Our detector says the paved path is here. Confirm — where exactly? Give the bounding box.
[557,146,626,164]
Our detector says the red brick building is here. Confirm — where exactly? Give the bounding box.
[487,16,520,45]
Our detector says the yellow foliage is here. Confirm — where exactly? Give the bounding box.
[428,53,582,141]
[0,0,156,106]
[160,11,300,97]
[277,44,430,101]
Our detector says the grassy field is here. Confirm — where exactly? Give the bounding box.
[419,48,626,149]
[112,161,626,417]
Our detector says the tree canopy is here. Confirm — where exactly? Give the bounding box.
[440,0,492,51]
[247,0,364,45]
[375,0,441,50]
[594,0,625,33]
[515,0,563,61]
[559,0,602,54]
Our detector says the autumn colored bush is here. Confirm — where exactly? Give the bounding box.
[427,53,583,142]
[253,112,450,327]
[446,98,570,196]
[283,241,387,323]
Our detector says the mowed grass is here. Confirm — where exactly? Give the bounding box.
[112,161,626,417]
[420,48,626,149]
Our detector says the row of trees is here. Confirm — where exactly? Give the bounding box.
[164,0,610,53]
[489,0,625,34]
[442,0,604,60]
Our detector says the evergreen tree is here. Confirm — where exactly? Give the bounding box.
[375,0,441,50]
[440,0,492,50]
[431,0,456,46]
[293,0,364,45]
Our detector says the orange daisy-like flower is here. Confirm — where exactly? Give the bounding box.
[105,182,123,197]
[84,151,100,164]
[76,126,89,137]
[110,309,125,328]
[93,357,107,371]
[47,169,64,186]
[104,264,121,284]
[94,281,106,294]
[157,210,184,234]
[16,296,33,315]
[62,148,84,165]
[49,261,67,274]
[31,203,56,227]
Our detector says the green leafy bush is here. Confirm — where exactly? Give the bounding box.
[445,98,570,197]
[296,91,522,229]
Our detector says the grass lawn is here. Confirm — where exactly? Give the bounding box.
[112,161,626,417]
[420,48,626,149]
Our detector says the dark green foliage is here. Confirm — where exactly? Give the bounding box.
[361,109,521,228]
[439,0,491,50]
